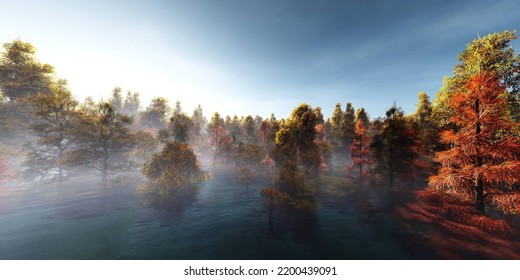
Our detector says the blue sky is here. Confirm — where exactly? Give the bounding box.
[1,0,519,119]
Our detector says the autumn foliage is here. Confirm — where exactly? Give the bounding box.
[396,188,520,259]
[1,33,520,259]
[348,119,372,184]
[140,141,210,199]
[370,105,423,187]
[429,72,520,214]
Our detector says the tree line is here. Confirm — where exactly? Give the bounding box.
[0,31,519,216]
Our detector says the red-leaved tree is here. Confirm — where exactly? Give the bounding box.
[429,72,520,214]
[348,119,372,185]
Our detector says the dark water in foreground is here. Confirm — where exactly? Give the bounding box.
[0,173,418,259]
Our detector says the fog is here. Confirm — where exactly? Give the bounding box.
[1,33,520,259]
[2,142,520,259]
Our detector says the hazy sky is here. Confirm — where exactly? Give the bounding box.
[1,0,519,119]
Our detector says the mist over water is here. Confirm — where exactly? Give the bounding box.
[0,172,415,260]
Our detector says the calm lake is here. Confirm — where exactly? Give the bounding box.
[0,172,434,259]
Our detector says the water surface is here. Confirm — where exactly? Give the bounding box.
[0,173,418,259]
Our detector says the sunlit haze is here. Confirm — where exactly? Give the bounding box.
[1,0,518,118]
[1,0,520,265]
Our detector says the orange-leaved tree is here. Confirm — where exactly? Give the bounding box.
[349,119,372,185]
[429,72,520,214]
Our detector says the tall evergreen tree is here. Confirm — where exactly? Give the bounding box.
[273,103,320,175]
[341,102,356,149]
[349,119,372,185]
[355,108,369,128]
[140,97,170,131]
[191,104,206,142]
[109,87,123,113]
[414,92,439,156]
[329,103,343,148]
[429,73,520,214]
[208,112,225,147]
[370,104,421,188]
[122,91,140,117]
[243,115,257,143]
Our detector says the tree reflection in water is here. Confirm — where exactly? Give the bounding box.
[138,184,200,218]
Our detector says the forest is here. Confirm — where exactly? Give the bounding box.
[0,30,519,259]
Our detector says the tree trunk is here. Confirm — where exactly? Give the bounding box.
[359,165,363,186]
[102,143,109,184]
[268,206,274,234]
[57,149,64,181]
[58,166,64,181]
[102,159,108,184]
[358,142,363,186]
[476,177,485,213]
[102,167,108,184]
[474,98,485,214]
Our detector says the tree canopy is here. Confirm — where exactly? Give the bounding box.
[429,72,520,214]
[370,104,422,188]
[433,30,520,125]
[23,79,77,181]
[66,102,136,182]
[141,141,210,198]
[0,39,54,101]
